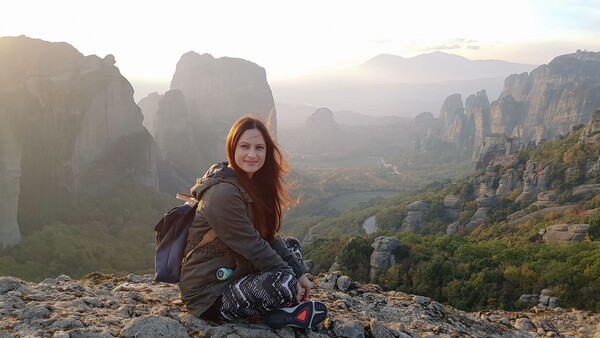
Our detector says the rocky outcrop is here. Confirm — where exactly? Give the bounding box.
[435,51,600,163]
[468,90,492,160]
[518,289,559,309]
[137,92,162,137]
[540,223,590,243]
[534,190,558,207]
[516,160,549,202]
[2,273,598,338]
[141,52,277,193]
[369,236,400,282]
[443,195,461,220]
[413,111,438,128]
[496,168,521,198]
[279,107,360,161]
[401,201,429,232]
[436,90,490,160]
[0,36,158,243]
[496,51,600,143]
[439,94,464,131]
[580,109,600,144]
[467,195,497,231]
[0,116,21,248]
[302,108,344,151]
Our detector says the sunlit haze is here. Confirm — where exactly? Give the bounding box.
[3,0,599,89]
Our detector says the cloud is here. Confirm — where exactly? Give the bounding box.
[421,44,461,52]
[369,38,392,44]
[419,38,481,52]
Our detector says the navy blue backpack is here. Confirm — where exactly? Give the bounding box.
[154,193,218,283]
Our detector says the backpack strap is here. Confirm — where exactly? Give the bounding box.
[176,193,219,263]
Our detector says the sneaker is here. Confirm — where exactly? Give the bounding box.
[265,301,327,329]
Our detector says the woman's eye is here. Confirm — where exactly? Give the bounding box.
[257,146,265,150]
[240,144,249,149]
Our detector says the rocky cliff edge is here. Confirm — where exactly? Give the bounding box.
[1,272,598,338]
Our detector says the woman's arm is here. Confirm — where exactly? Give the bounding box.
[201,182,294,276]
[270,237,309,278]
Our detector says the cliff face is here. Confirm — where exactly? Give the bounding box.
[1,273,597,337]
[142,52,277,193]
[432,51,600,163]
[0,36,158,244]
[497,51,600,143]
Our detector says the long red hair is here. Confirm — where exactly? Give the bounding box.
[226,115,293,242]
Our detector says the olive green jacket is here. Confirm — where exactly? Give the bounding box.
[179,163,308,317]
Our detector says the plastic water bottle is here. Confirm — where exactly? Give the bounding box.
[216,268,233,281]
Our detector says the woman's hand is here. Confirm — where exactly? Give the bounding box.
[296,274,313,302]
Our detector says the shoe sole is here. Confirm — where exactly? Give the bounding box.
[266,301,327,329]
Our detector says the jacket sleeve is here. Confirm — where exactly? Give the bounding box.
[200,183,295,276]
[270,237,309,278]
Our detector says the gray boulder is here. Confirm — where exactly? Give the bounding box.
[401,201,428,232]
[370,236,401,282]
[540,224,589,243]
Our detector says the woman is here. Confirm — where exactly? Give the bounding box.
[179,115,327,329]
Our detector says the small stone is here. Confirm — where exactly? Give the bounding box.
[18,305,50,320]
[414,295,431,306]
[121,315,190,338]
[115,306,132,318]
[56,275,73,283]
[332,319,365,338]
[370,318,394,338]
[336,276,352,291]
[52,316,84,330]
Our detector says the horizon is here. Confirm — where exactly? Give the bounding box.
[2,0,599,102]
[3,1,598,74]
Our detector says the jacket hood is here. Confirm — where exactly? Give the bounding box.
[190,162,248,200]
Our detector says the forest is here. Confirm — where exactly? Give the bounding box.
[303,126,600,312]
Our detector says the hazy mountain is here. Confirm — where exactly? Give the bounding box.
[272,52,538,118]
[355,51,537,84]
[276,103,407,129]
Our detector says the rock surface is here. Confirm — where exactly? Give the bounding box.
[0,36,159,245]
[499,51,600,143]
[369,236,401,282]
[401,201,429,232]
[540,223,590,243]
[434,51,600,163]
[1,273,599,338]
[141,52,277,193]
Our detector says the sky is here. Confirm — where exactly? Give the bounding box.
[2,0,599,91]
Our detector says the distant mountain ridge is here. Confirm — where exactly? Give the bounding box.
[357,51,538,84]
[272,51,538,117]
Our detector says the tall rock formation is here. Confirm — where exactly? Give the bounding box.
[0,36,158,245]
[141,52,277,193]
[439,93,464,131]
[580,109,600,144]
[301,107,344,152]
[495,51,600,143]
[437,90,490,159]
[435,51,600,167]
[137,92,162,137]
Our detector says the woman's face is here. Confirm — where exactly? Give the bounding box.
[234,128,266,177]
